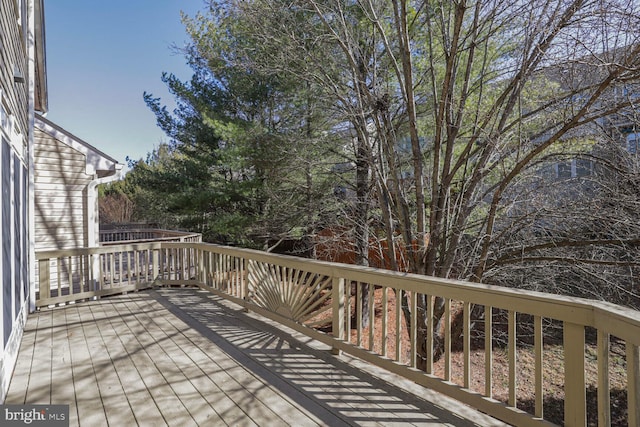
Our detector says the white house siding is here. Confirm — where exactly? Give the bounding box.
[31,118,121,311]
[0,0,39,403]
[33,129,93,250]
[0,0,29,142]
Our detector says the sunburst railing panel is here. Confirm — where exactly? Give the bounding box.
[245,260,333,327]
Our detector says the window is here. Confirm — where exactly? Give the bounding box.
[627,133,639,154]
[555,159,593,179]
[575,159,592,177]
[557,162,572,179]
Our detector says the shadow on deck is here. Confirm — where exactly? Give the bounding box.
[6,288,506,426]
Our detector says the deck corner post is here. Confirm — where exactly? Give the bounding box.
[331,276,345,355]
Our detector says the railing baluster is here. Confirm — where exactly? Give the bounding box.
[534,315,543,419]
[445,298,451,381]
[67,256,72,294]
[627,343,640,427]
[139,250,143,284]
[135,249,140,284]
[368,284,375,352]
[109,253,116,287]
[356,282,362,347]
[508,310,517,407]
[426,294,433,375]
[88,254,95,292]
[56,258,62,296]
[241,257,246,300]
[396,289,402,362]
[73,256,79,294]
[175,247,181,280]
[331,276,345,355]
[203,251,209,286]
[125,252,130,285]
[345,280,352,344]
[564,321,586,425]
[118,251,124,286]
[246,258,256,310]
[79,255,84,292]
[129,251,134,285]
[597,331,610,427]
[381,287,388,357]
[216,252,221,287]
[485,305,492,398]
[233,256,239,297]
[225,253,230,289]
[153,248,159,282]
[186,246,191,279]
[98,253,104,290]
[226,254,232,292]
[410,291,417,368]
[463,301,470,388]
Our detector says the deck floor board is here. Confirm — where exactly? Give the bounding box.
[6,289,507,427]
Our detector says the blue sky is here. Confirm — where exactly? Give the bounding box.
[43,0,206,167]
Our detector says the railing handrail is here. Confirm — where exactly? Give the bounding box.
[163,241,640,342]
[36,242,164,260]
[98,228,202,245]
[35,241,640,342]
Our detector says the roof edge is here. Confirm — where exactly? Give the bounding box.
[35,114,121,175]
[34,0,48,113]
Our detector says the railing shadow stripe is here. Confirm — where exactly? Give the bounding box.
[151,287,499,426]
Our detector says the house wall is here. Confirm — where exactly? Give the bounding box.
[0,0,32,403]
[0,0,29,141]
[33,129,93,250]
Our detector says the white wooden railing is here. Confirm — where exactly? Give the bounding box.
[35,241,640,427]
[99,228,202,245]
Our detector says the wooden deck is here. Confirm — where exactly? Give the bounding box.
[5,288,506,426]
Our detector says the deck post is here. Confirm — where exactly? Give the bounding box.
[332,276,345,355]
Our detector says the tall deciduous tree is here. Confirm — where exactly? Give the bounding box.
[122,0,640,368]
[195,0,640,364]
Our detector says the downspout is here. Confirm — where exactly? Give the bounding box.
[27,0,37,313]
[87,165,123,295]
